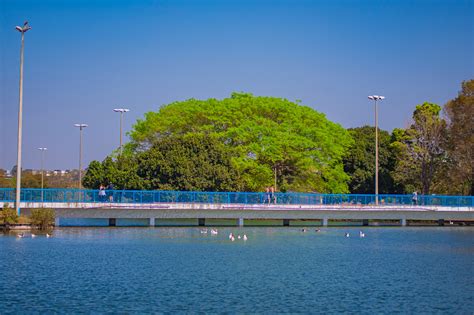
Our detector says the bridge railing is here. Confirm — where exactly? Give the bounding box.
[0,188,472,207]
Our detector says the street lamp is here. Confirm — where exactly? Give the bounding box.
[113,108,130,154]
[74,124,88,189]
[368,95,385,205]
[38,147,47,203]
[15,21,32,215]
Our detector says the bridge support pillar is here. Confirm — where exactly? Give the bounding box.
[238,218,244,227]
[362,219,369,226]
[438,219,445,226]
[149,218,155,227]
[283,219,290,226]
[109,218,116,227]
[198,218,205,226]
[400,218,407,226]
[322,218,328,227]
[55,217,60,227]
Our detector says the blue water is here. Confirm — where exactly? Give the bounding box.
[1,227,473,313]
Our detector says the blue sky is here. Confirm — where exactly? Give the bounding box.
[1,0,472,171]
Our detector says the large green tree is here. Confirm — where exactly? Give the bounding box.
[127,93,353,193]
[443,79,474,195]
[343,126,401,194]
[392,102,447,194]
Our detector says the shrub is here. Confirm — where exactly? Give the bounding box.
[1,204,19,225]
[30,208,55,230]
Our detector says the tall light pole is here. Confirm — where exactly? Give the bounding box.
[38,147,47,203]
[14,21,32,215]
[74,124,88,189]
[113,108,130,154]
[368,95,385,205]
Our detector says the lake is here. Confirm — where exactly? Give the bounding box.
[1,227,473,313]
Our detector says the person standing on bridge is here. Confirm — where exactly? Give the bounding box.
[412,191,418,205]
[264,187,270,204]
[99,184,106,202]
[270,186,277,204]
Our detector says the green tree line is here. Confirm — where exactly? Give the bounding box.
[81,81,472,195]
[2,81,471,195]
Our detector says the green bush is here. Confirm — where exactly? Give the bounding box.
[1,204,19,225]
[30,208,55,230]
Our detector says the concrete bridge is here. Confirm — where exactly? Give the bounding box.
[2,189,472,227]
[15,201,474,227]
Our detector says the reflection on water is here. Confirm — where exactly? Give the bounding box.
[1,227,473,313]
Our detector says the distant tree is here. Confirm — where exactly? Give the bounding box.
[46,172,79,188]
[127,93,353,192]
[1,172,45,188]
[443,79,474,195]
[21,173,44,188]
[343,126,401,194]
[0,178,14,188]
[392,103,447,194]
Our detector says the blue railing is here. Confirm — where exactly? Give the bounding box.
[0,188,472,207]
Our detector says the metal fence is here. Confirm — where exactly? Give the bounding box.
[0,188,472,207]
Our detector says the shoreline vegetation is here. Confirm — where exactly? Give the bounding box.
[0,204,54,231]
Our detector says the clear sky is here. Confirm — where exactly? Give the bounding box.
[0,0,472,171]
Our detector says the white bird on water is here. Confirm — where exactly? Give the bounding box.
[231,235,235,242]
[345,233,350,238]
[211,229,218,235]
[46,233,51,238]
[243,234,248,241]
[200,229,208,234]
[17,233,24,238]
[359,231,365,238]
[31,233,36,238]
[238,235,241,239]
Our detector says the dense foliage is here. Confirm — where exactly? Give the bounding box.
[392,102,447,194]
[84,93,353,193]
[343,126,401,194]
[29,208,55,230]
[443,80,474,195]
[1,204,18,225]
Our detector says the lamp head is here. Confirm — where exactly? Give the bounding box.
[113,108,130,113]
[15,21,31,33]
[368,95,385,101]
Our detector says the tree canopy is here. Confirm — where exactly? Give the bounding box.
[343,126,401,194]
[84,93,353,193]
[392,102,447,194]
[443,79,474,195]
